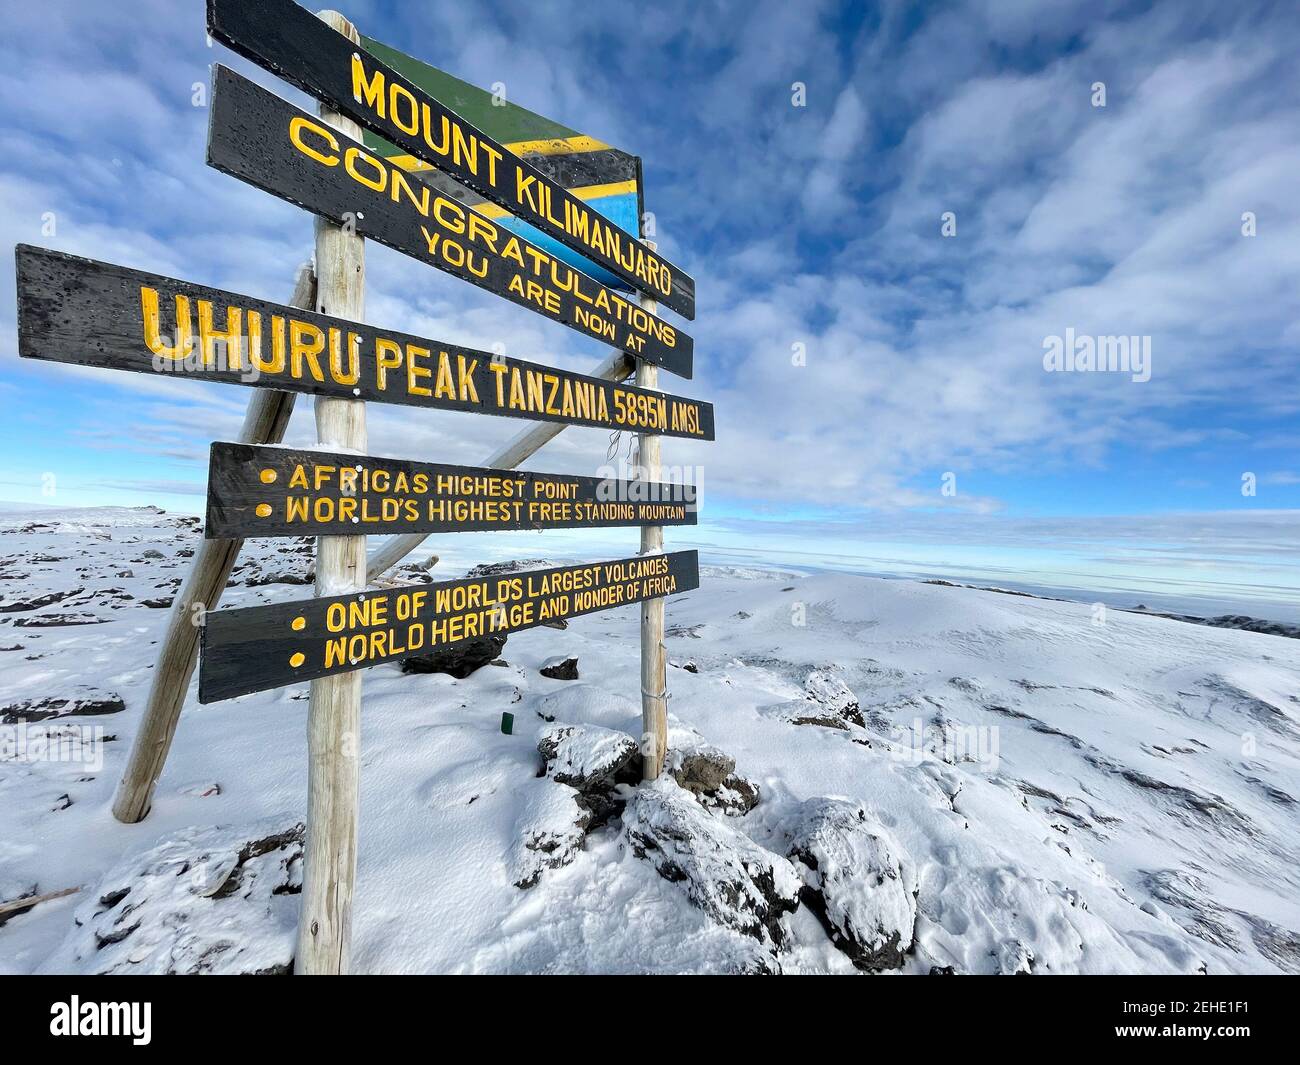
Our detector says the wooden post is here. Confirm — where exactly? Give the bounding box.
[295,8,367,977]
[365,348,635,582]
[635,244,668,780]
[111,263,315,824]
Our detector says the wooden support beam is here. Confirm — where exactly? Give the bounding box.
[295,7,366,977]
[634,248,668,781]
[111,263,315,825]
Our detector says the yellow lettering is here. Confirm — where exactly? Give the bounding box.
[140,287,193,362]
[289,115,339,167]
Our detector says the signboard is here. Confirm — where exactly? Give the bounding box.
[206,442,699,538]
[207,0,696,320]
[206,66,693,378]
[14,246,715,440]
[198,550,700,702]
[357,35,643,294]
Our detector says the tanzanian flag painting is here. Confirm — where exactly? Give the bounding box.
[359,36,644,292]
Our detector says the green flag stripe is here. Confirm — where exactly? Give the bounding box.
[360,35,583,144]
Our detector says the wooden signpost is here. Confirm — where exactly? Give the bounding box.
[634,287,671,780]
[13,2,713,975]
[206,0,697,320]
[14,246,714,439]
[207,66,693,378]
[198,551,700,703]
[298,10,368,976]
[206,443,698,538]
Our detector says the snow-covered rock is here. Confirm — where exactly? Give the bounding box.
[761,668,864,731]
[537,722,640,832]
[624,781,800,963]
[803,669,864,727]
[509,781,591,890]
[667,734,733,793]
[48,820,302,975]
[785,798,917,971]
[666,728,760,814]
[538,723,638,792]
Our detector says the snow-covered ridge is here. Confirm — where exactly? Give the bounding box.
[922,577,1300,642]
[1,506,1297,974]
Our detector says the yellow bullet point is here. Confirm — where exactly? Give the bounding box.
[255,503,272,517]
[291,616,306,631]
[289,652,305,668]
[260,468,277,484]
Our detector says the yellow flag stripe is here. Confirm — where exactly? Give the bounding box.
[465,180,638,219]
[385,134,612,175]
[504,134,612,156]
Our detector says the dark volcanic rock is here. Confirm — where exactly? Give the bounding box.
[1085,752,1254,833]
[671,744,733,795]
[243,569,313,587]
[1203,615,1300,639]
[83,588,132,604]
[401,633,506,679]
[539,656,579,680]
[788,712,850,730]
[466,559,555,578]
[1,522,56,535]
[0,691,126,724]
[668,733,761,815]
[0,587,85,613]
[13,613,108,628]
[1129,608,1300,641]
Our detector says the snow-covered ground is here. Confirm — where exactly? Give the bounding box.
[1,506,1297,974]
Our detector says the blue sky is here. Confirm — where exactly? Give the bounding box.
[1,0,1298,617]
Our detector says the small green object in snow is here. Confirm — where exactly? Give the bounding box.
[501,712,514,736]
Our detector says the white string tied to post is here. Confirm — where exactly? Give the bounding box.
[641,680,671,704]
